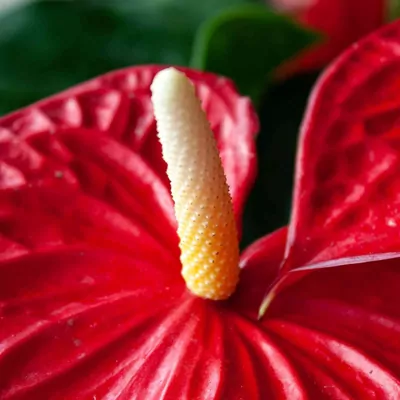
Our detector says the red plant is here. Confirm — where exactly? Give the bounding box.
[2,20,400,398]
[273,0,386,77]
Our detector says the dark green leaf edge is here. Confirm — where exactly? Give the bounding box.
[190,4,320,104]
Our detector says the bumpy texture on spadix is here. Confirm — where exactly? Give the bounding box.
[151,68,239,300]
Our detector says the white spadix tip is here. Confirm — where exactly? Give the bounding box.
[151,67,194,94]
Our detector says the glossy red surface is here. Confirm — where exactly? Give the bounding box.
[2,23,400,397]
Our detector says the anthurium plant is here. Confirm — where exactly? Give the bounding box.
[1,19,400,400]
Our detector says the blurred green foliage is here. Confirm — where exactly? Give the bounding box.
[389,0,400,19]
[192,4,317,104]
[242,73,319,247]
[0,0,316,113]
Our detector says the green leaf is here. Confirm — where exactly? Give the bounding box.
[389,0,400,20]
[0,0,259,114]
[191,4,319,104]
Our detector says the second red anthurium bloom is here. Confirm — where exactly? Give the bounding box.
[2,20,400,399]
[273,0,386,77]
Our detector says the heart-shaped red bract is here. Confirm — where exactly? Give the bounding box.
[2,19,400,398]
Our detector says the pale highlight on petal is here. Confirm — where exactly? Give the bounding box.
[151,67,240,300]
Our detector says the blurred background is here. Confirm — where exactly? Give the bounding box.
[0,0,392,246]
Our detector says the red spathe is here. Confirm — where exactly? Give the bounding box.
[1,21,400,398]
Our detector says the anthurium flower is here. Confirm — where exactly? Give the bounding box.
[272,0,386,77]
[2,19,400,400]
